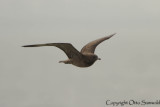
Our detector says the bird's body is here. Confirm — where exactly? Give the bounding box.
[22,33,115,67]
[61,53,98,67]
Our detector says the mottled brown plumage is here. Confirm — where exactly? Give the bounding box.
[22,33,115,67]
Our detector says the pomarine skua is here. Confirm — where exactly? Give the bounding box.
[22,33,115,67]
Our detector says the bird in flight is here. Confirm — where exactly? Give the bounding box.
[22,33,115,67]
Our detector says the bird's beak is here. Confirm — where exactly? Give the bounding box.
[98,58,101,60]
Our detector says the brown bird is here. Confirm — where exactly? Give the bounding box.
[22,33,115,67]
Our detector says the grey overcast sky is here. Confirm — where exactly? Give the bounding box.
[0,0,160,107]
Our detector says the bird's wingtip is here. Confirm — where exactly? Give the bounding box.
[22,45,32,47]
[107,33,116,38]
[112,33,116,36]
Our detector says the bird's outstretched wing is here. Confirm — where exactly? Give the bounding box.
[81,33,116,54]
[22,43,82,59]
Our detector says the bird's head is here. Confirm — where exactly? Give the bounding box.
[94,55,101,61]
[97,57,101,60]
